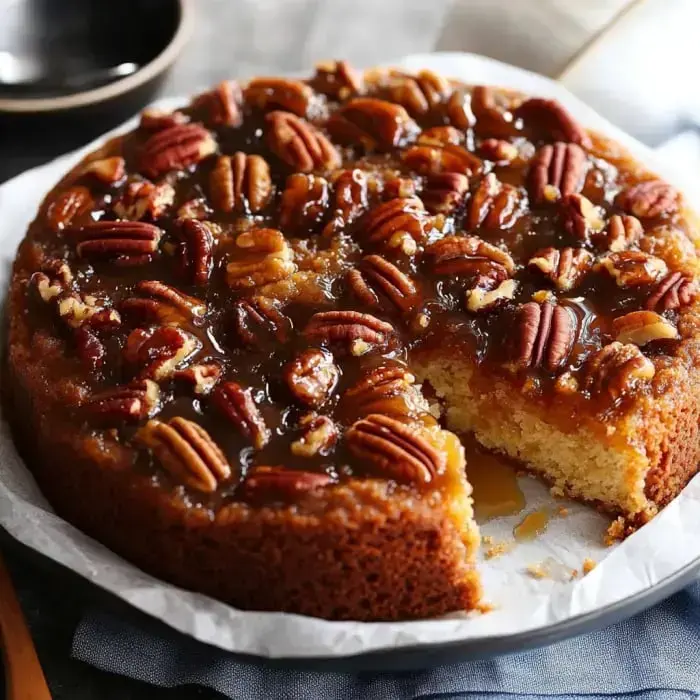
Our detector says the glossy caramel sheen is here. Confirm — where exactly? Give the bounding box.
[17,67,697,504]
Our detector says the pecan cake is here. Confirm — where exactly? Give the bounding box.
[6,62,700,621]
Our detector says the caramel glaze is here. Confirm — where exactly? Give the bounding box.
[15,69,698,508]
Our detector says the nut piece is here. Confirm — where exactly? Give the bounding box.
[74,326,106,370]
[427,235,515,280]
[139,108,189,131]
[468,173,522,229]
[139,123,217,178]
[244,77,316,117]
[560,193,605,242]
[514,302,576,372]
[30,260,73,303]
[173,363,222,395]
[290,413,338,457]
[212,381,270,449]
[402,143,482,176]
[124,326,200,380]
[46,186,94,232]
[421,173,469,214]
[582,342,655,400]
[304,311,394,356]
[347,255,419,312]
[240,466,332,501]
[388,70,451,116]
[266,111,340,172]
[279,173,330,234]
[120,280,206,326]
[191,80,242,126]
[284,348,338,408]
[445,87,475,130]
[65,221,162,265]
[362,197,430,252]
[470,86,515,138]
[594,251,668,288]
[177,197,212,221]
[339,365,417,420]
[230,296,291,346]
[327,97,419,151]
[615,180,679,218]
[174,219,215,285]
[226,228,296,289]
[595,214,643,252]
[529,142,586,203]
[113,180,176,221]
[646,271,698,311]
[135,417,231,493]
[418,125,465,147]
[514,97,591,147]
[83,380,160,424]
[209,153,272,214]
[328,168,369,227]
[528,247,593,291]
[479,138,519,163]
[612,310,678,345]
[345,414,445,484]
[57,294,120,330]
[311,60,363,99]
[82,156,126,184]
[465,278,517,312]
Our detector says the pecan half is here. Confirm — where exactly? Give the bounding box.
[471,86,515,138]
[402,143,482,177]
[212,381,270,449]
[615,180,679,219]
[230,296,291,346]
[82,156,126,184]
[173,363,222,395]
[304,311,394,356]
[479,139,519,163]
[46,186,93,232]
[362,197,430,253]
[514,97,590,147]
[279,173,330,234]
[284,348,338,408]
[290,414,338,457]
[329,168,368,225]
[421,172,469,214]
[120,280,206,326]
[74,326,105,371]
[311,60,363,99]
[240,466,332,501]
[30,260,73,303]
[612,310,678,345]
[139,123,216,178]
[468,173,523,229]
[209,153,272,214]
[594,214,643,252]
[345,414,444,484]
[418,125,465,147]
[529,142,586,203]
[514,302,576,372]
[465,278,517,312]
[191,80,242,126]
[646,271,698,311]
[135,417,231,493]
[560,193,605,242]
[388,70,451,117]
[327,97,419,151]
[65,221,162,265]
[445,88,475,130]
[528,247,593,291]
[124,326,200,380]
[226,228,296,289]
[244,77,316,117]
[582,342,655,400]
[266,111,340,172]
[83,380,160,424]
[347,255,419,312]
[427,235,515,280]
[594,251,667,288]
[174,219,215,285]
[113,180,176,221]
[339,365,416,420]
[139,108,189,131]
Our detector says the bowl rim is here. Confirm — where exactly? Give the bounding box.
[0,0,194,113]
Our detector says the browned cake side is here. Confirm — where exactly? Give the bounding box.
[6,62,700,620]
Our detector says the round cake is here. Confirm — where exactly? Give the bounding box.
[6,62,700,621]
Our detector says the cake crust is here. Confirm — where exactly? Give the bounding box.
[5,63,700,620]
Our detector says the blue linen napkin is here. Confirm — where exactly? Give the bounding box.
[72,580,700,699]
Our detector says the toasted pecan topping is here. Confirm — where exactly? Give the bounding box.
[213,381,270,449]
[514,302,576,372]
[266,111,340,172]
[210,153,272,214]
[139,123,216,178]
[529,142,586,203]
[582,342,655,400]
[347,255,419,312]
[241,466,333,502]
[304,311,394,356]
[284,348,339,408]
[528,247,593,291]
[615,180,679,219]
[646,272,698,311]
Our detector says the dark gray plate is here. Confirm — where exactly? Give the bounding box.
[3,527,699,672]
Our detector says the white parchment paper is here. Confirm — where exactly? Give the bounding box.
[1,53,699,658]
